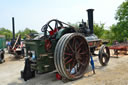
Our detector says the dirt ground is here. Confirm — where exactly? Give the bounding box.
[0,50,128,85]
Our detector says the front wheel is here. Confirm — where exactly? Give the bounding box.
[98,45,110,66]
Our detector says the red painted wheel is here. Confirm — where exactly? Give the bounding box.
[54,33,90,80]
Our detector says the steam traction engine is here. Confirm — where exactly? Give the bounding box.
[8,17,24,58]
[21,9,110,81]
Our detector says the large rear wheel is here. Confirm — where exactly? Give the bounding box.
[54,33,90,80]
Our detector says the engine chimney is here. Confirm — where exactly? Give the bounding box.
[12,17,15,40]
[87,9,94,34]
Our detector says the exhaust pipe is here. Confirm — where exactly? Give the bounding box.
[12,17,15,40]
[87,9,94,34]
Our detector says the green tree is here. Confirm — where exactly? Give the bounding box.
[0,28,12,40]
[67,22,80,31]
[115,0,128,22]
[16,28,38,39]
[112,0,128,42]
[93,23,105,38]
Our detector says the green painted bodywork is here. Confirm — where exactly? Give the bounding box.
[25,39,56,73]
[56,28,71,40]
[25,28,75,73]
[25,28,68,73]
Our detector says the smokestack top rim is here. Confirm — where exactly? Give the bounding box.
[87,9,94,12]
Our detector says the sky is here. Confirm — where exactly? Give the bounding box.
[0,0,125,32]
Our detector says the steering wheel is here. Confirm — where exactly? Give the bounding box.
[41,19,63,36]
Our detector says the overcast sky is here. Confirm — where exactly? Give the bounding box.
[0,0,125,32]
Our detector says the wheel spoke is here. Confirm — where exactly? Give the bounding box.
[64,52,73,56]
[77,60,82,65]
[78,63,81,69]
[72,38,75,46]
[75,63,80,72]
[74,65,77,73]
[76,41,83,51]
[70,61,76,73]
[72,38,76,50]
[79,51,87,55]
[64,56,70,61]
[65,58,73,65]
[76,63,79,71]
[102,49,106,54]
[67,44,74,52]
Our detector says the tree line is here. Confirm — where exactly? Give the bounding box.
[96,0,128,43]
[0,28,38,40]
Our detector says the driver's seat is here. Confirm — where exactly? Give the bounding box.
[49,28,58,36]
